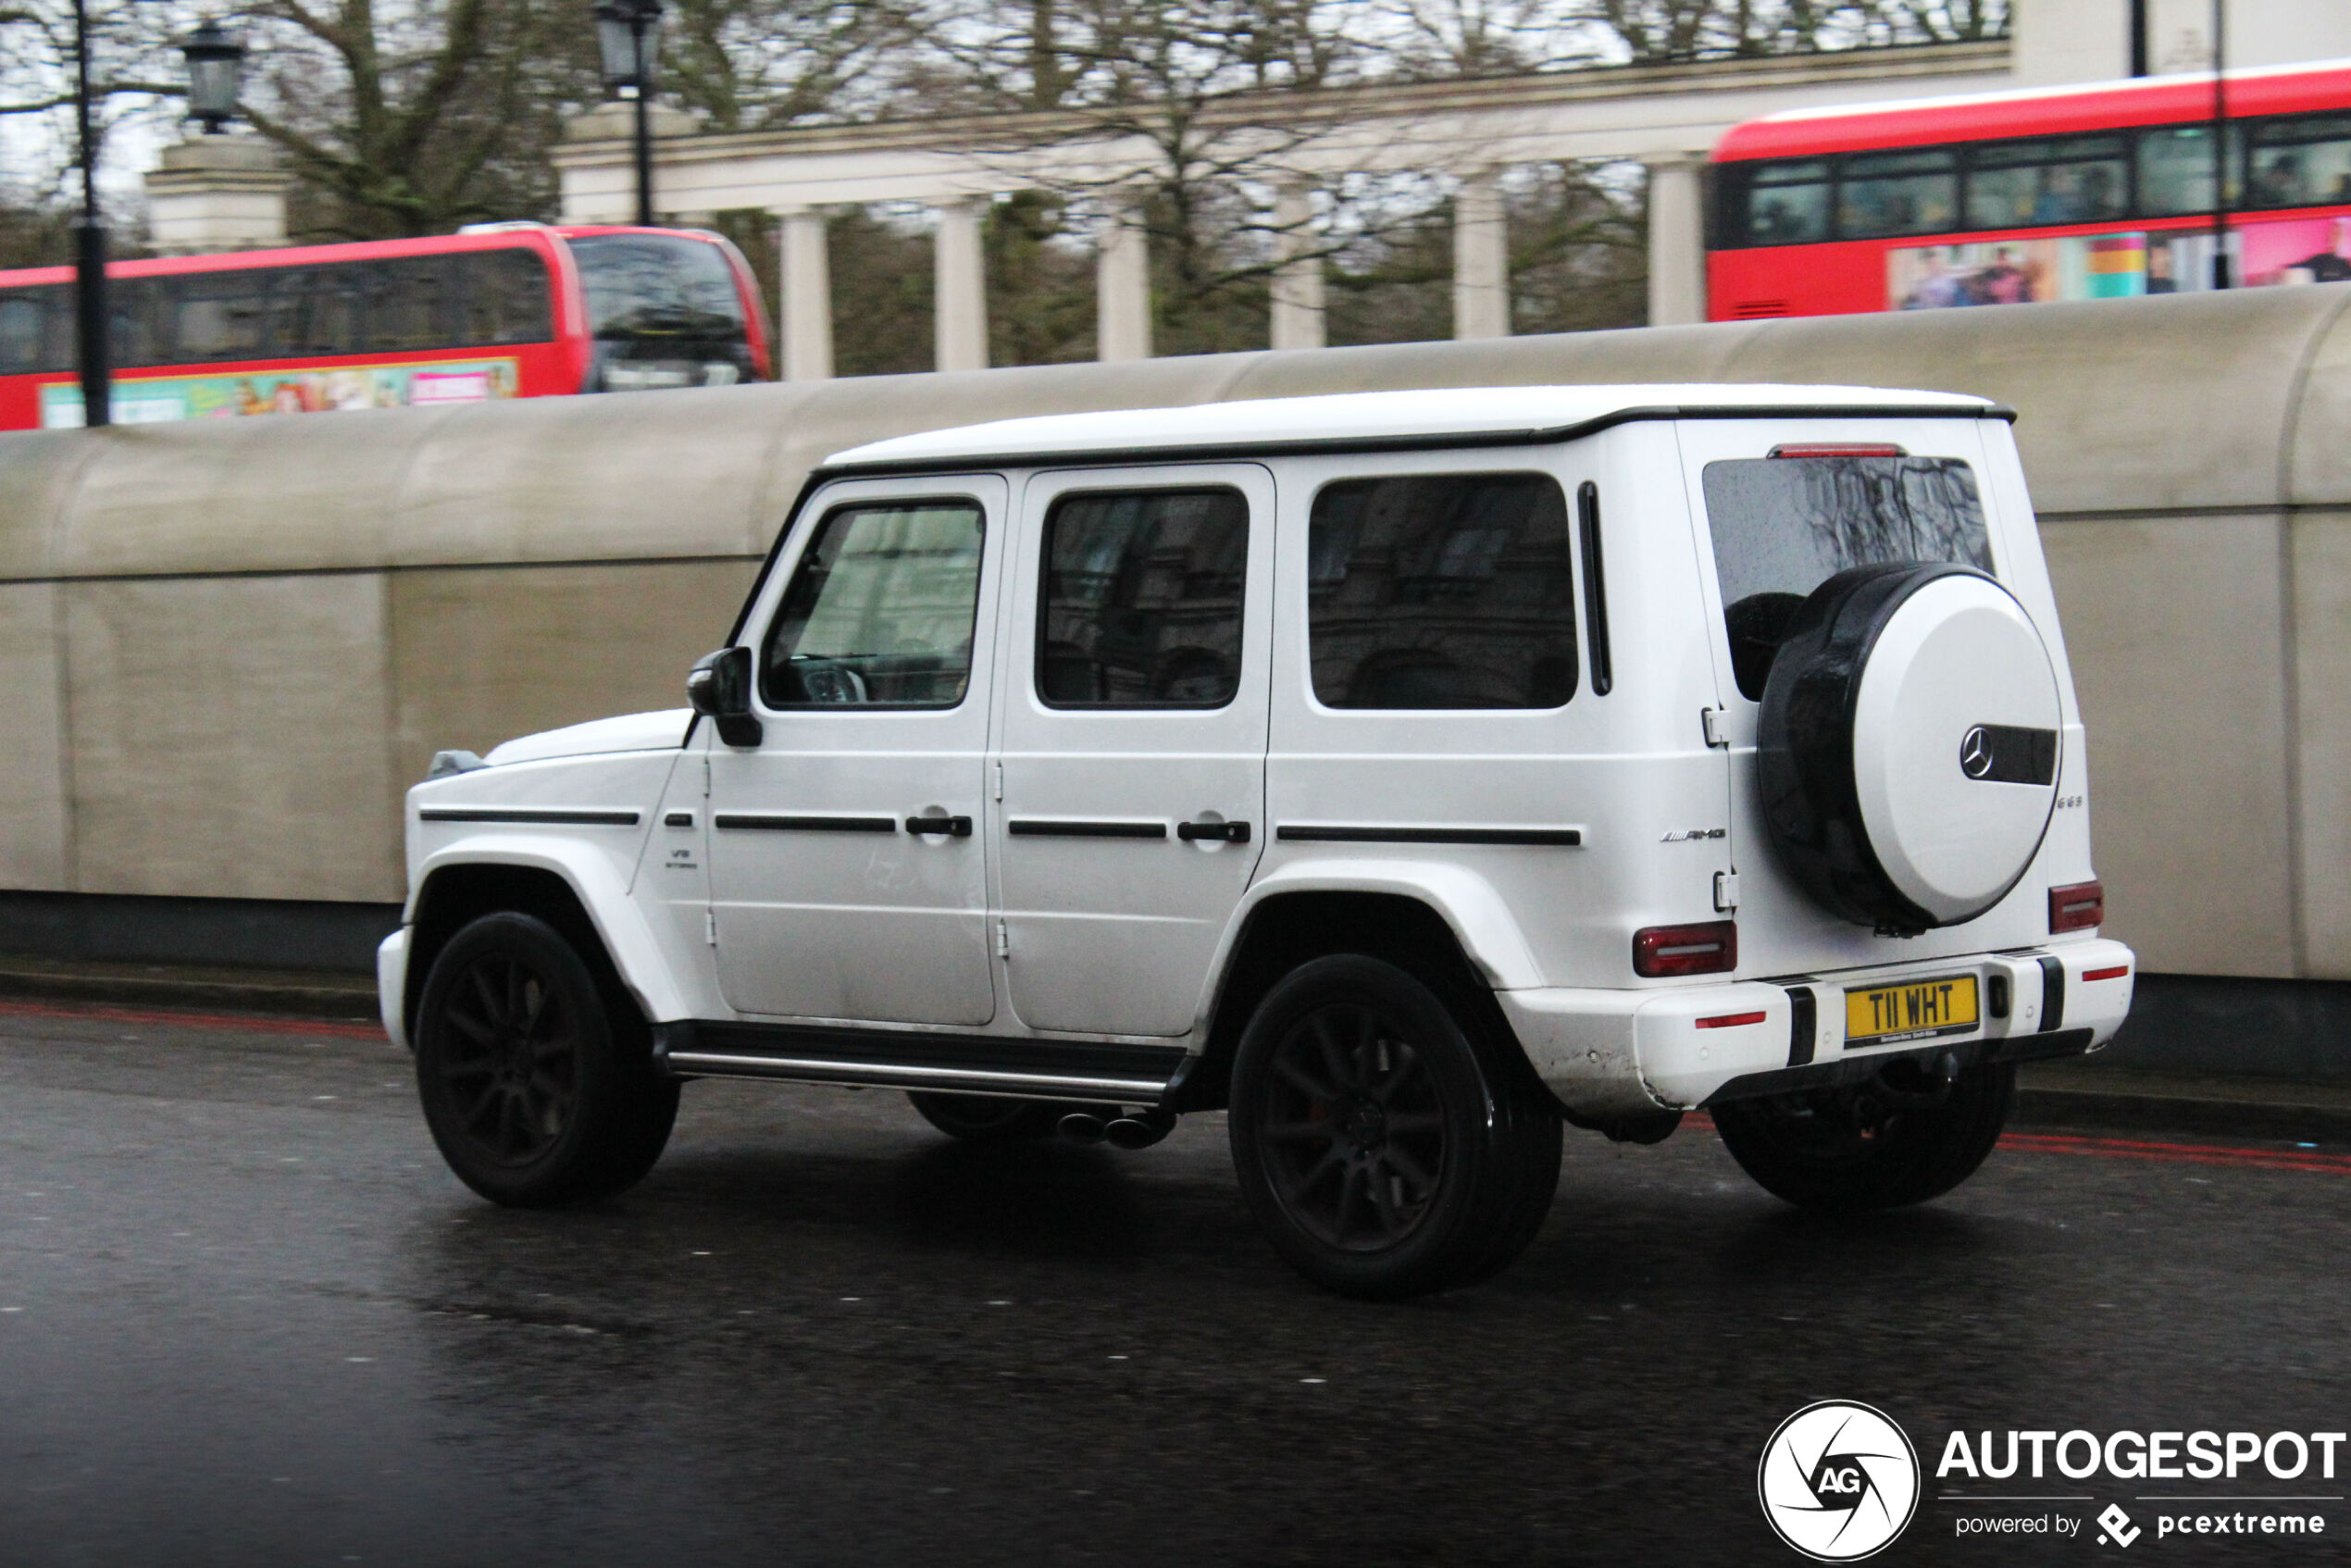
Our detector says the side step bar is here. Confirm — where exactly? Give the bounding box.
[653,1020,1193,1105]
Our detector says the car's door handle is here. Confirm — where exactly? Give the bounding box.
[1176,819,1251,843]
[904,815,974,837]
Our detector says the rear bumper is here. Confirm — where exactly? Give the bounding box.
[1499,938,2135,1118]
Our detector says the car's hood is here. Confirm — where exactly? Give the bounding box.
[484,708,694,766]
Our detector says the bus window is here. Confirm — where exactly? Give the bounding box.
[1965,135,2127,231]
[1738,160,1833,246]
[172,269,272,362]
[2136,124,2233,216]
[1838,149,1957,239]
[276,263,370,358]
[456,249,553,346]
[0,288,57,374]
[368,257,456,353]
[111,277,168,367]
[2246,114,2351,210]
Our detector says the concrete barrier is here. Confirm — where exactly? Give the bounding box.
[2,285,2346,1049]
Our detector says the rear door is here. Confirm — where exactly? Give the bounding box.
[1673,417,2021,977]
[991,464,1274,1037]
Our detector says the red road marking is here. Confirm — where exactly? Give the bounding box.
[1999,1130,2351,1176]
[0,996,386,1040]
[1682,1111,2346,1175]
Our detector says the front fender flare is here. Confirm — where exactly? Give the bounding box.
[411,836,693,1027]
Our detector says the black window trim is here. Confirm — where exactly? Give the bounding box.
[1303,466,1581,716]
[1033,481,1251,713]
[757,493,990,715]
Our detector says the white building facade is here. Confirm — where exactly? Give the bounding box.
[545,0,2351,375]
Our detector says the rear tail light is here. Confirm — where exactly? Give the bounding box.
[2048,880,2104,933]
[1634,921,1737,977]
[1768,442,1906,459]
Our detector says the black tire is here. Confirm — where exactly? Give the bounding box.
[1712,1059,2014,1213]
[906,1092,1089,1144]
[414,911,679,1207]
[1228,955,1561,1300]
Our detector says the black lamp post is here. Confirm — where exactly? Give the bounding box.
[180,20,248,136]
[593,0,665,227]
[71,0,107,427]
[2210,0,2231,289]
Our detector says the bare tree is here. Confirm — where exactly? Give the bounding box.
[0,0,193,219]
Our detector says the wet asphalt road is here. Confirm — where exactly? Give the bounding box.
[2,999,2348,1568]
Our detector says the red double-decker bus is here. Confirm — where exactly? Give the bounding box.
[0,223,772,430]
[1710,59,2351,321]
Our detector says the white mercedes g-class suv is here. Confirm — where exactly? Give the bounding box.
[381,385,2134,1298]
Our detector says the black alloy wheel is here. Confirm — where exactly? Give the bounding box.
[1711,1057,2015,1212]
[436,948,580,1167]
[415,912,678,1207]
[1230,955,1561,1300]
[1253,1001,1448,1252]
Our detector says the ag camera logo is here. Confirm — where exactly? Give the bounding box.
[1760,1400,1922,1561]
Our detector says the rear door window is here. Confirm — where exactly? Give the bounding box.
[1702,454,1991,700]
[1038,488,1248,708]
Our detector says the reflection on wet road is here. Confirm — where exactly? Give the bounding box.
[2,1002,2345,1565]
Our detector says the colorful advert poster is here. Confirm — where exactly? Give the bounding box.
[1888,215,2351,309]
[41,357,521,429]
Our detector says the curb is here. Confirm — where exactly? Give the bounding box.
[0,967,380,1024]
[2013,1086,2351,1147]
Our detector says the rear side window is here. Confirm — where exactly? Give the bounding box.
[567,234,744,342]
[1038,488,1248,708]
[1703,454,1992,701]
[1308,473,1577,710]
[762,501,985,708]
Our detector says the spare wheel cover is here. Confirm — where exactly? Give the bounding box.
[1758,562,2061,932]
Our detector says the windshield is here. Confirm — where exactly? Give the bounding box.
[564,234,753,391]
[1702,454,1992,700]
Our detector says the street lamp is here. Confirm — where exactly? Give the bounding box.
[70,0,107,427]
[593,0,665,227]
[180,20,247,136]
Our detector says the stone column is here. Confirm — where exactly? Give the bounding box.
[934,196,990,373]
[1096,193,1152,363]
[1645,156,1709,328]
[777,207,834,382]
[1269,180,1326,353]
[1452,168,1509,341]
[143,135,292,255]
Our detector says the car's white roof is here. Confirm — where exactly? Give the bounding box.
[826,383,1998,468]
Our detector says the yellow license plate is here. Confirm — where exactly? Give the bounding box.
[1845,975,1980,1046]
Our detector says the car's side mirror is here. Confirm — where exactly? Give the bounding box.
[688,647,764,748]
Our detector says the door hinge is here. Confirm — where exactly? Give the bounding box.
[1701,706,1729,748]
[704,908,718,945]
[992,761,1003,802]
[1713,870,1741,913]
[995,919,1010,959]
